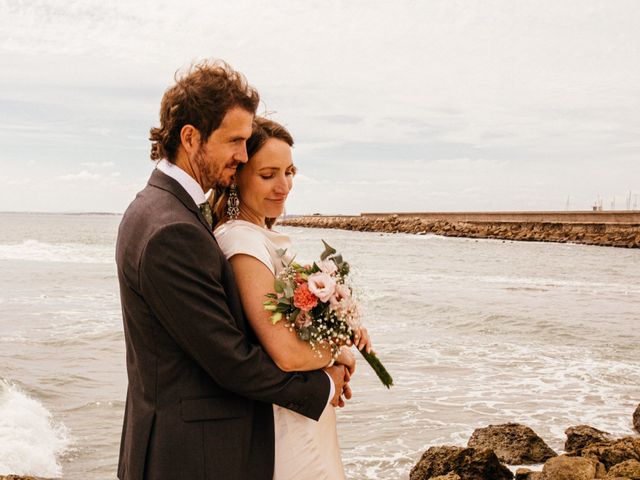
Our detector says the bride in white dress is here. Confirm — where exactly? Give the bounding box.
[213,117,370,480]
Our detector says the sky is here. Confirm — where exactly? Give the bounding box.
[1,0,639,214]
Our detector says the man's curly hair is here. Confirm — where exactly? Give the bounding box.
[149,60,260,162]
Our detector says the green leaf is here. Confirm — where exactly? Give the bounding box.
[277,297,291,308]
[332,254,343,266]
[264,304,277,312]
[320,240,337,261]
[298,326,311,341]
[265,293,278,300]
[275,248,287,257]
[270,312,283,324]
[339,262,350,276]
[289,309,300,324]
[284,284,294,298]
[274,280,285,294]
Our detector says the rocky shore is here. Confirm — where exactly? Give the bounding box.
[3,404,639,479]
[410,403,640,480]
[279,214,640,248]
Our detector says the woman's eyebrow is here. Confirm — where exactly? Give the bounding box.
[258,164,294,171]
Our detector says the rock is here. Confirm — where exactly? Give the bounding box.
[634,405,640,434]
[542,455,602,480]
[515,468,544,480]
[0,477,41,480]
[582,436,640,470]
[410,445,513,480]
[467,423,557,464]
[565,425,612,454]
[431,474,462,480]
[606,459,640,478]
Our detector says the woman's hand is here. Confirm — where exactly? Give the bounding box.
[352,326,372,354]
[336,346,356,376]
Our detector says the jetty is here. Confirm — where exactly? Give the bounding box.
[280,211,640,248]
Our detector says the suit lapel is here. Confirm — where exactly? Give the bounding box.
[148,169,216,238]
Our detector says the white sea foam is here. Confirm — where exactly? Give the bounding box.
[0,239,112,264]
[0,380,72,477]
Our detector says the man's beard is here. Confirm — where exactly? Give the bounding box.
[194,144,236,190]
[193,145,216,191]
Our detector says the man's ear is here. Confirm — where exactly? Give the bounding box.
[180,125,201,154]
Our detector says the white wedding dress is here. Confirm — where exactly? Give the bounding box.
[214,219,346,480]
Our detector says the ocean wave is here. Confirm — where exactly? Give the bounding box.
[0,239,113,264]
[0,380,72,477]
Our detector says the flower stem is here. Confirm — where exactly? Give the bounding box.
[359,349,393,388]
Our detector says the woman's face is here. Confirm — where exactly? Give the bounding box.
[235,138,295,222]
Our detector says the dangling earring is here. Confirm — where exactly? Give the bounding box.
[226,183,240,220]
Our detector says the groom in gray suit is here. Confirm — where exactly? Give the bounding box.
[115,60,347,480]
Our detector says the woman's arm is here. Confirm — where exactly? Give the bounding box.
[229,254,332,372]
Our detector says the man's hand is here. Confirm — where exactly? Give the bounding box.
[336,346,356,376]
[324,364,347,407]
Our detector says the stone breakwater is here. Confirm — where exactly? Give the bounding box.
[280,214,640,248]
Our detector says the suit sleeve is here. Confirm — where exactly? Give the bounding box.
[139,221,329,420]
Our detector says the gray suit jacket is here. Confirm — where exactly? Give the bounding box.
[116,169,329,480]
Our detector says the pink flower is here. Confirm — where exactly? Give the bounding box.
[317,259,338,275]
[294,310,313,329]
[293,283,318,312]
[330,283,351,309]
[307,272,336,302]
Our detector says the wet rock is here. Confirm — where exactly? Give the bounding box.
[565,425,612,454]
[467,423,557,465]
[634,405,640,434]
[431,474,461,480]
[606,459,640,478]
[542,455,602,480]
[0,476,41,480]
[410,445,513,480]
[515,468,544,480]
[582,437,640,470]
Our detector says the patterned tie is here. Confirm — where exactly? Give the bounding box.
[199,201,213,230]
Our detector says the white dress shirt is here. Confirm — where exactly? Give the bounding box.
[154,160,336,407]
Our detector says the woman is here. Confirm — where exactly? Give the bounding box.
[213,117,371,479]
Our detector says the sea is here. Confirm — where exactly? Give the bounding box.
[0,212,638,479]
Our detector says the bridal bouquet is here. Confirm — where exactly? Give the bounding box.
[263,241,393,388]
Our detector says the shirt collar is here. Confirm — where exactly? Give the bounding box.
[156,159,209,206]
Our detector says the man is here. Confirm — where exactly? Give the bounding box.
[116,60,347,480]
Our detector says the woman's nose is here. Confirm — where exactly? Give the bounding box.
[274,175,290,194]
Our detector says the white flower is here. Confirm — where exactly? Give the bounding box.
[307,272,336,302]
[316,259,338,275]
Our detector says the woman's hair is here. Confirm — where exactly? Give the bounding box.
[213,116,294,229]
[149,59,260,162]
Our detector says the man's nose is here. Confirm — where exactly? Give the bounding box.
[235,143,248,163]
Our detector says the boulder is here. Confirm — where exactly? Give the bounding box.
[542,455,603,480]
[431,474,462,480]
[634,405,640,434]
[582,437,640,470]
[565,425,612,454]
[606,459,640,478]
[467,423,557,464]
[515,468,544,480]
[410,445,513,480]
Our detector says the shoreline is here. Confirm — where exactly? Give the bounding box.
[280,212,640,248]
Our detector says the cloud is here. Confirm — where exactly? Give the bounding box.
[81,161,115,168]
[58,170,103,181]
[1,0,639,213]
